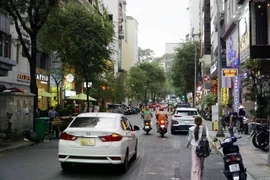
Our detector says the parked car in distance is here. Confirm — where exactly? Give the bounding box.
[58,112,140,172]
[171,107,198,134]
[174,103,191,108]
[107,104,125,114]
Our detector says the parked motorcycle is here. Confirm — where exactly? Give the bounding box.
[250,122,269,151]
[143,120,152,134]
[157,120,167,137]
[241,116,249,135]
[214,136,247,180]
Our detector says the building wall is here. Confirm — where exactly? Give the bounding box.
[104,0,126,74]
[165,43,181,54]
[0,25,31,92]
[122,16,138,71]
[189,0,200,39]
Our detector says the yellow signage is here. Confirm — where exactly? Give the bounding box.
[222,68,238,77]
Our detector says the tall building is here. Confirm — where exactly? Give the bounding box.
[199,0,211,94]
[0,15,16,77]
[122,16,139,71]
[189,0,200,40]
[103,0,127,74]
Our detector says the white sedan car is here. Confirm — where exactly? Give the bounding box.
[171,107,198,134]
[58,112,140,172]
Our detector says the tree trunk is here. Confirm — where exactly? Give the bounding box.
[30,35,38,131]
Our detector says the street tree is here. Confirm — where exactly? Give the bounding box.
[137,62,166,103]
[125,67,148,102]
[0,0,64,119]
[138,47,155,63]
[49,56,66,105]
[38,2,114,112]
[171,41,200,98]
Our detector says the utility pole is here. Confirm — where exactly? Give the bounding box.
[216,0,225,137]
[194,44,197,108]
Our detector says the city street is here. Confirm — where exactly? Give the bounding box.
[0,113,226,180]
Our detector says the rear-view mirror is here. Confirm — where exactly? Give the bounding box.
[133,125,140,131]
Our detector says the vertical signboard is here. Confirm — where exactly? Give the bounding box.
[239,3,250,63]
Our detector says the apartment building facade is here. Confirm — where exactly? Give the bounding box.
[103,0,127,74]
[189,0,200,40]
[122,16,138,71]
[0,15,16,77]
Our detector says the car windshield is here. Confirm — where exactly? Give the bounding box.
[69,116,116,128]
[176,110,197,116]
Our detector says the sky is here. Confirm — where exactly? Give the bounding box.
[126,0,190,57]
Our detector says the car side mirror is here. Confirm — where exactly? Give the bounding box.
[213,137,218,142]
[133,125,140,131]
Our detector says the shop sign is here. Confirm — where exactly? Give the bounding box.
[222,77,232,88]
[17,74,30,83]
[222,68,238,77]
[36,74,48,84]
[36,74,48,81]
[227,37,237,62]
[239,4,250,63]
[234,76,240,112]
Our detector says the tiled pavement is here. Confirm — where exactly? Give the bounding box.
[204,119,270,180]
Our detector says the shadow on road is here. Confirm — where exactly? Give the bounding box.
[59,159,137,179]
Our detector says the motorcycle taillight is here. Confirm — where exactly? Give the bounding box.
[225,156,241,163]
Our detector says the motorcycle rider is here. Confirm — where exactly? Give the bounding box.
[141,106,153,127]
[155,106,169,132]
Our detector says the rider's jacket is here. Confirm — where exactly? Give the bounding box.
[156,111,168,121]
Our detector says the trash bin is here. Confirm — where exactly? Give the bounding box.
[35,117,50,141]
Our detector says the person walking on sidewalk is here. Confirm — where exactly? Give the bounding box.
[228,112,238,137]
[48,106,58,134]
[186,116,210,180]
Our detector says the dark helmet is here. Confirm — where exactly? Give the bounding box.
[159,106,164,111]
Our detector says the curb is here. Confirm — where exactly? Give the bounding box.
[0,141,38,153]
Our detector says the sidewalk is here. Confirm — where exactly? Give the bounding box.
[0,139,37,153]
[204,119,270,180]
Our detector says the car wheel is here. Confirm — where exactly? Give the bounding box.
[121,150,129,173]
[61,162,73,171]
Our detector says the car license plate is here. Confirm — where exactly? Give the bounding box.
[145,126,149,129]
[229,164,240,172]
[81,138,95,146]
[160,125,165,128]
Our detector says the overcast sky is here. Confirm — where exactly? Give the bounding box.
[126,0,190,57]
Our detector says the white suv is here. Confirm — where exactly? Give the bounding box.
[171,107,198,134]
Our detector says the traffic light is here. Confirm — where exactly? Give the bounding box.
[182,95,185,100]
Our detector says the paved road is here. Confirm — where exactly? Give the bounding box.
[0,112,226,180]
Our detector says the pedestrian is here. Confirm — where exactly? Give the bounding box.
[228,112,238,137]
[186,116,210,180]
[48,106,58,134]
[238,105,246,133]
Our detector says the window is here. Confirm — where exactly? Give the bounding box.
[176,110,198,116]
[70,116,116,128]
[0,31,11,58]
[121,117,132,131]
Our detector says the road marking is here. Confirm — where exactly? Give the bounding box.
[147,172,156,175]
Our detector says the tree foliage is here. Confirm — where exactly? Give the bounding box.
[171,41,200,95]
[125,62,166,103]
[0,0,64,119]
[38,2,114,111]
[138,47,155,63]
